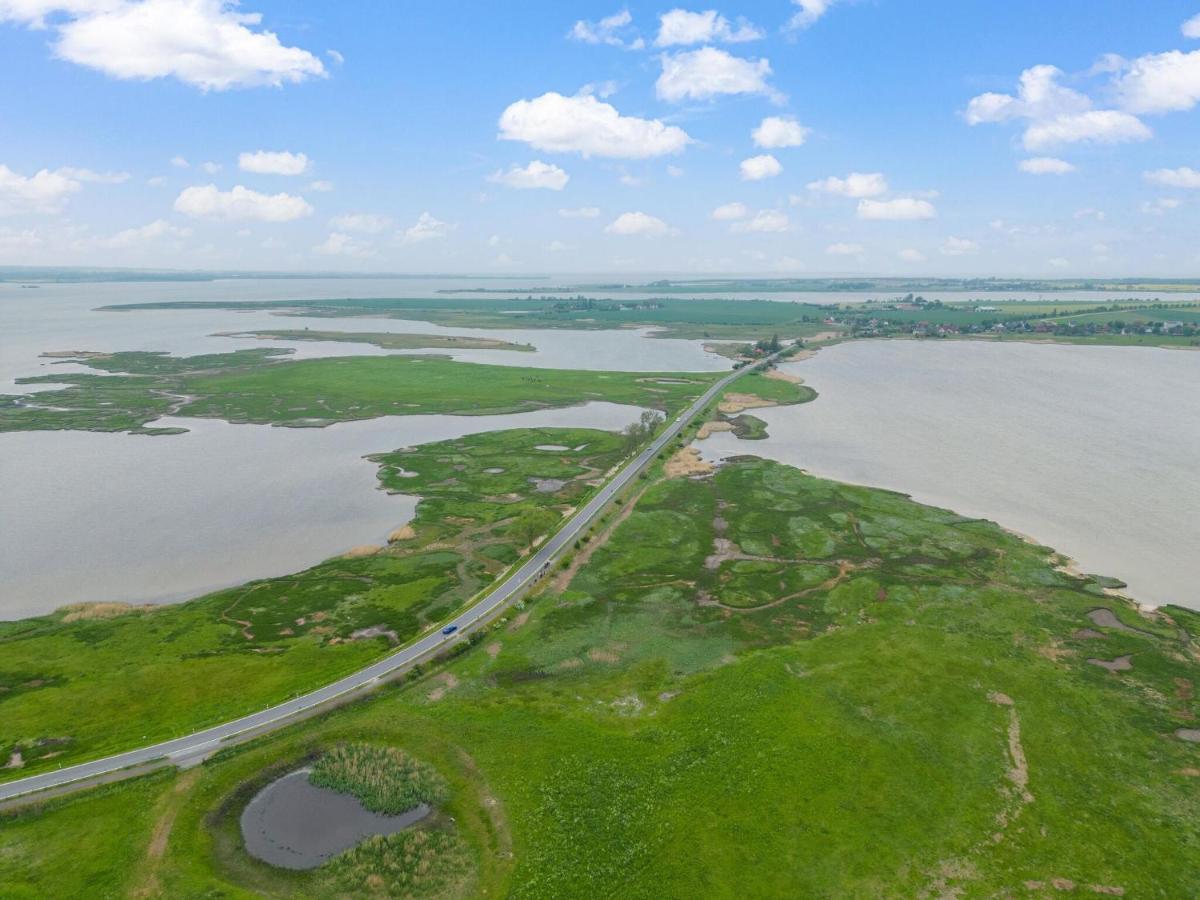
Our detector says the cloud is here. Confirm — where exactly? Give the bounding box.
[238,150,310,175]
[898,248,926,262]
[1141,197,1182,215]
[2,0,326,90]
[1018,156,1077,175]
[751,115,809,149]
[711,201,748,220]
[200,161,221,174]
[807,172,887,198]
[0,164,81,215]
[499,92,690,159]
[103,218,190,248]
[667,164,684,177]
[731,209,789,233]
[1144,166,1200,188]
[171,155,190,168]
[656,47,777,102]
[965,64,1150,149]
[787,0,841,30]
[55,166,130,183]
[825,242,863,256]
[147,175,167,187]
[1186,13,1200,39]
[401,211,454,243]
[488,160,569,190]
[326,49,344,65]
[315,232,374,258]
[739,154,782,181]
[1114,50,1200,114]
[548,240,570,252]
[559,206,600,218]
[605,211,674,236]
[1073,207,1106,221]
[569,9,642,49]
[173,184,313,221]
[655,9,762,46]
[939,236,979,256]
[307,179,334,192]
[1023,110,1151,149]
[856,197,936,220]
[329,212,392,233]
[618,173,644,187]
[1048,257,1070,268]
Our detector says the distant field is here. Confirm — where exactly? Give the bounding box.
[0,350,715,433]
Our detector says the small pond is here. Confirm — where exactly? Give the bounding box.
[240,768,430,870]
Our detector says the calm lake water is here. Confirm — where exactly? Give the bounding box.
[699,341,1200,611]
[0,403,646,619]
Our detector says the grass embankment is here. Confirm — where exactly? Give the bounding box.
[0,427,634,778]
[221,329,535,352]
[3,458,1196,896]
[0,350,714,433]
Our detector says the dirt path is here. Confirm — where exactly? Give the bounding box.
[131,769,201,898]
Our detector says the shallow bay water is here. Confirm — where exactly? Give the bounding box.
[699,340,1200,610]
[0,402,645,619]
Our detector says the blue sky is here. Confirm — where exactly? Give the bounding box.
[2,0,1199,276]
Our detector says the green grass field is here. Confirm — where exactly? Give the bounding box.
[3,456,1196,897]
[0,350,715,433]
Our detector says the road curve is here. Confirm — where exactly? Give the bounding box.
[0,355,773,802]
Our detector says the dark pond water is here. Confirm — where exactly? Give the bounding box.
[240,768,430,870]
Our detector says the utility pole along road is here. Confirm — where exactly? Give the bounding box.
[0,352,781,802]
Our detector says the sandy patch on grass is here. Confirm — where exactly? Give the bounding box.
[1087,655,1133,672]
[764,368,804,384]
[133,768,201,899]
[665,446,714,478]
[1175,728,1200,743]
[388,524,416,542]
[341,544,382,558]
[427,672,460,702]
[59,601,148,622]
[697,420,735,440]
[556,657,583,670]
[508,611,530,631]
[486,641,502,659]
[718,392,777,414]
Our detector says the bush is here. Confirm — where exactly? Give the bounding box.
[309,743,448,814]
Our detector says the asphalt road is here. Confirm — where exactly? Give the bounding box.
[0,357,768,802]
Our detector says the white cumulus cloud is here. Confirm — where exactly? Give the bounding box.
[1185,13,1200,39]
[898,248,926,262]
[752,116,809,149]
[731,209,789,233]
[401,211,454,243]
[559,206,601,218]
[238,150,310,175]
[569,9,642,49]
[787,0,841,30]
[103,218,190,248]
[965,64,1151,150]
[655,9,762,46]
[329,212,393,233]
[711,201,748,220]
[940,236,979,256]
[56,166,130,183]
[1,0,326,90]
[488,160,569,190]
[173,184,312,221]
[315,232,374,258]
[605,211,674,236]
[499,92,690,159]
[740,154,782,181]
[1018,157,1077,175]
[1144,166,1200,188]
[807,172,887,198]
[0,164,81,215]
[656,47,777,102]
[1114,49,1200,114]
[825,242,863,256]
[857,197,937,220]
